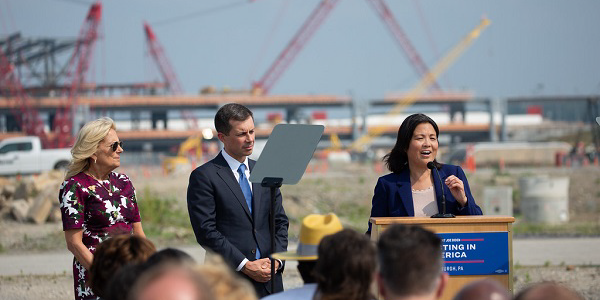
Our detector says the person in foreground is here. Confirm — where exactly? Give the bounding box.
[452,278,511,300]
[129,263,214,300]
[376,224,448,300]
[187,103,289,297]
[367,113,482,234]
[195,254,259,300]
[59,117,146,300]
[514,281,584,300]
[265,213,344,300]
[88,235,156,298]
[313,228,377,300]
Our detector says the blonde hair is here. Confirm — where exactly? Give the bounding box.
[195,253,258,300]
[65,117,116,180]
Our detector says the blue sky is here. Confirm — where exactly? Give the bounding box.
[3,0,600,101]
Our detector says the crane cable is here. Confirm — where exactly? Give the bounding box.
[349,18,491,152]
[153,1,249,27]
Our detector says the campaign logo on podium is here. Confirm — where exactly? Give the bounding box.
[437,232,509,276]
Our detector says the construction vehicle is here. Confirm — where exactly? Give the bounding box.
[162,135,203,174]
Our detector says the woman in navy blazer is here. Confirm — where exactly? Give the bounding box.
[367,113,482,234]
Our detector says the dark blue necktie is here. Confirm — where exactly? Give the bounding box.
[237,164,253,213]
[238,164,260,259]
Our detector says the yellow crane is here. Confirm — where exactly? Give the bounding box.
[162,135,203,174]
[349,18,491,152]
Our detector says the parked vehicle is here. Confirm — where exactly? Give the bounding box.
[0,136,71,176]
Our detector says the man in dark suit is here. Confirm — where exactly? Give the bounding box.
[187,103,289,297]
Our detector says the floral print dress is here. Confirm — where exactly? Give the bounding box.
[59,171,141,300]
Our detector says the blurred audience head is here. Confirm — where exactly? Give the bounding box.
[271,213,344,284]
[514,281,583,300]
[195,254,257,300]
[377,224,447,300]
[452,279,511,300]
[88,235,156,298]
[145,248,195,267]
[105,263,146,300]
[313,228,377,300]
[129,264,213,300]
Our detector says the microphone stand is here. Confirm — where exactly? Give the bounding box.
[428,162,455,218]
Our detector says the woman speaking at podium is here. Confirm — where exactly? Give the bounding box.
[367,113,482,235]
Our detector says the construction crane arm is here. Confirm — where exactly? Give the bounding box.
[350,18,491,152]
[365,0,441,90]
[144,22,183,95]
[252,0,340,95]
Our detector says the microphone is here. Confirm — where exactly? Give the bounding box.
[427,161,455,218]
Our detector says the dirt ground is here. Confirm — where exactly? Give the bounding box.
[1,163,600,299]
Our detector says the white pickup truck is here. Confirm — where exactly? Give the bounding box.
[0,136,71,176]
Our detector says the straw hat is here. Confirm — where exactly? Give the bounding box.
[271,213,343,261]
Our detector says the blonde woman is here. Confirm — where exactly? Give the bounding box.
[58,117,146,300]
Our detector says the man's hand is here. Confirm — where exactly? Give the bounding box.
[242,258,272,282]
[261,259,281,272]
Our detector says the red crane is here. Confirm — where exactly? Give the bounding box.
[0,47,46,141]
[365,0,441,90]
[252,0,341,95]
[144,22,183,95]
[144,22,198,129]
[53,1,102,148]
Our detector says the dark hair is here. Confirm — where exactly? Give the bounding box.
[105,263,146,300]
[377,224,443,298]
[145,248,195,267]
[452,278,511,300]
[297,261,317,284]
[313,229,376,300]
[88,235,157,298]
[104,249,196,300]
[214,103,253,135]
[383,113,441,173]
[514,281,584,300]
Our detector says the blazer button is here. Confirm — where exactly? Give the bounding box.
[251,249,256,254]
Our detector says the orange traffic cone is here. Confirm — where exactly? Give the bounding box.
[465,144,476,173]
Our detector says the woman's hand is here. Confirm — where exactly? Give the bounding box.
[444,175,467,207]
[133,222,146,238]
[64,229,94,270]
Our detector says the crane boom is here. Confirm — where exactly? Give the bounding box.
[365,0,441,90]
[54,1,102,148]
[0,47,46,140]
[144,22,198,129]
[144,22,183,95]
[252,0,340,95]
[350,18,491,151]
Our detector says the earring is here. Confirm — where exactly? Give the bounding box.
[94,158,97,164]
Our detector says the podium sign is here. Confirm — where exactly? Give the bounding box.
[369,216,515,300]
[439,232,509,276]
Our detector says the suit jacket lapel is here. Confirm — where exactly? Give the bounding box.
[396,169,415,216]
[213,153,252,220]
[433,167,446,213]
[249,159,262,220]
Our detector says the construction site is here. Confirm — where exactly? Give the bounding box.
[1,1,600,174]
[1,1,600,300]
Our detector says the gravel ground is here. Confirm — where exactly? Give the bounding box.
[1,165,599,299]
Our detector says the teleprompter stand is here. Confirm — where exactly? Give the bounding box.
[249,124,324,292]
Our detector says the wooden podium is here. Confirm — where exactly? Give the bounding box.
[370,216,515,300]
